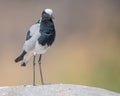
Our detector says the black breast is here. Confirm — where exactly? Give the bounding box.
[38,19,56,46]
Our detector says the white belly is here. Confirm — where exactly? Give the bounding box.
[34,41,49,54]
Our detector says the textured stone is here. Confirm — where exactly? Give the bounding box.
[0,84,119,96]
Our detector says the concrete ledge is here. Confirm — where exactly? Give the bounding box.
[0,84,119,96]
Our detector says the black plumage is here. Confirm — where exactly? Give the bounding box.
[15,50,27,63]
[26,30,32,40]
[38,19,55,46]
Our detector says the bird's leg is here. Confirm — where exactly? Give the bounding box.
[38,54,44,85]
[33,55,36,86]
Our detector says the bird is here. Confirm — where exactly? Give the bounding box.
[15,8,56,85]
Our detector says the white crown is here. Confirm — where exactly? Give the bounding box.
[45,9,53,16]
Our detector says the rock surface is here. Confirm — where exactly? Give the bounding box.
[0,84,119,96]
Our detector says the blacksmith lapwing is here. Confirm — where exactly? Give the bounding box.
[15,9,56,85]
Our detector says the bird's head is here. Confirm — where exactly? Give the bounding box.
[42,9,54,20]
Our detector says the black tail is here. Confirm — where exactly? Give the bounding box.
[15,51,27,63]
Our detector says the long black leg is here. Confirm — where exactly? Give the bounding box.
[38,54,44,85]
[33,55,36,86]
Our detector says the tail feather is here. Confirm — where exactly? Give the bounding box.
[15,51,27,63]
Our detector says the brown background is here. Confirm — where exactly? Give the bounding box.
[0,0,120,93]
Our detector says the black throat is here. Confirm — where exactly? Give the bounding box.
[40,18,54,33]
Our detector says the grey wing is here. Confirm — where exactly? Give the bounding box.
[23,22,41,52]
[25,22,41,41]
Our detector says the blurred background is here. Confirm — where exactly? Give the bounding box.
[0,0,120,93]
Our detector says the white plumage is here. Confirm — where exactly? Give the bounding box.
[23,23,41,52]
[45,9,53,16]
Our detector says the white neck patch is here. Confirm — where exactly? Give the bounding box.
[45,9,53,16]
